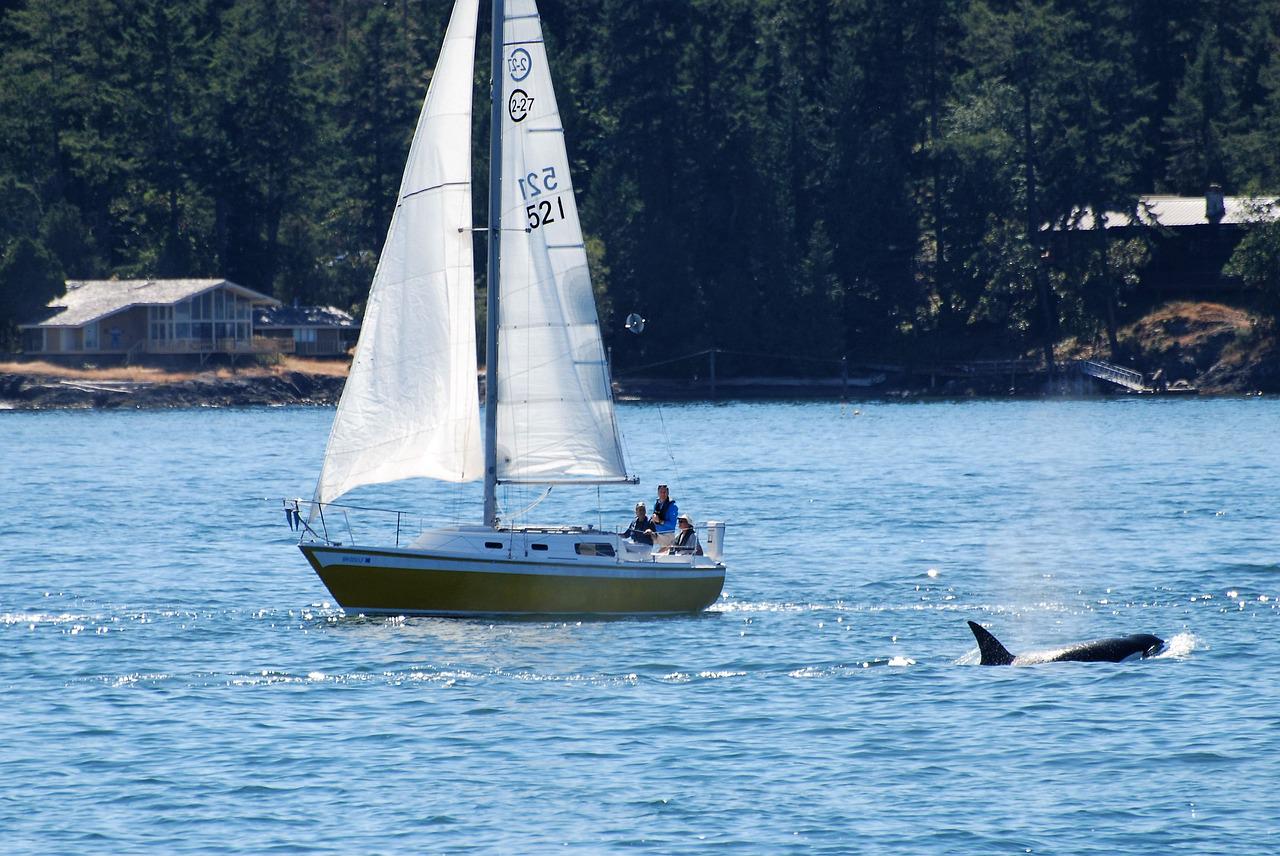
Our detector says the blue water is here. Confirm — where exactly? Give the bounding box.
[2,399,1279,853]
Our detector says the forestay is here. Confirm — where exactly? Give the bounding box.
[315,0,483,504]
[494,0,630,484]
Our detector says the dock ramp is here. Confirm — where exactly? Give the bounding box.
[1077,360,1148,392]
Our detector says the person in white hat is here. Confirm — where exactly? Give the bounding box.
[662,513,702,556]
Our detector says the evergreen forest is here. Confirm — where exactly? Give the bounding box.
[3,0,1280,371]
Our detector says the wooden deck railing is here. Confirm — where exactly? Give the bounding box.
[146,337,295,355]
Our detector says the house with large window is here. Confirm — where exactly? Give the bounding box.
[19,278,283,358]
[253,304,360,356]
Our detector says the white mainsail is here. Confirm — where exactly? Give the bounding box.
[493,0,629,484]
[315,0,483,504]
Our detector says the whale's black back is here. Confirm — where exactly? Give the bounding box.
[968,621,1164,665]
[1053,634,1165,663]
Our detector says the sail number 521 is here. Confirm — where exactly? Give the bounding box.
[526,197,566,231]
[519,166,565,230]
[518,166,558,200]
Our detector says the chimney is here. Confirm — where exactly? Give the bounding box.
[1205,184,1226,223]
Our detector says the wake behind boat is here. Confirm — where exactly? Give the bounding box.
[286,0,726,616]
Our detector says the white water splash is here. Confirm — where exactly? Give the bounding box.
[1153,632,1199,659]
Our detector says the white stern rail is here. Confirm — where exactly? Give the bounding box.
[283,499,724,569]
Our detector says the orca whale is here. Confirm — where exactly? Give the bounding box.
[967,620,1165,666]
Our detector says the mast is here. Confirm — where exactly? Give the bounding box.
[482,0,504,528]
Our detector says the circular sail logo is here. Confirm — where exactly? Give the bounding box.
[508,89,534,123]
[508,48,532,82]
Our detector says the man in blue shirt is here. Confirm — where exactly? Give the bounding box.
[650,484,678,549]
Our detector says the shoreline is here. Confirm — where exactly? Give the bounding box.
[5,300,1274,410]
[1,367,1264,412]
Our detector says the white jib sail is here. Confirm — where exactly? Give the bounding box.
[494,0,629,483]
[315,0,483,504]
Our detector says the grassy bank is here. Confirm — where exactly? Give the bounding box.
[0,356,350,383]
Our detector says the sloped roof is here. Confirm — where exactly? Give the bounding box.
[20,278,280,328]
[254,304,360,329]
[1069,195,1280,230]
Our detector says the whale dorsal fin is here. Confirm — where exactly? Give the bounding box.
[968,621,1015,665]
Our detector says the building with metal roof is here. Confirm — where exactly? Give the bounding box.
[1068,189,1279,231]
[19,278,283,358]
[1054,188,1280,295]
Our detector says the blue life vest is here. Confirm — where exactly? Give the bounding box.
[653,498,677,532]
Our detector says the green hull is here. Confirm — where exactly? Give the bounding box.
[300,545,724,616]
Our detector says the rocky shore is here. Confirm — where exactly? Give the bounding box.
[0,370,346,410]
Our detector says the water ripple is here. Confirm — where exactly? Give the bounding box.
[3,402,1280,853]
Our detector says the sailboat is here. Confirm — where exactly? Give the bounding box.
[289,0,726,616]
